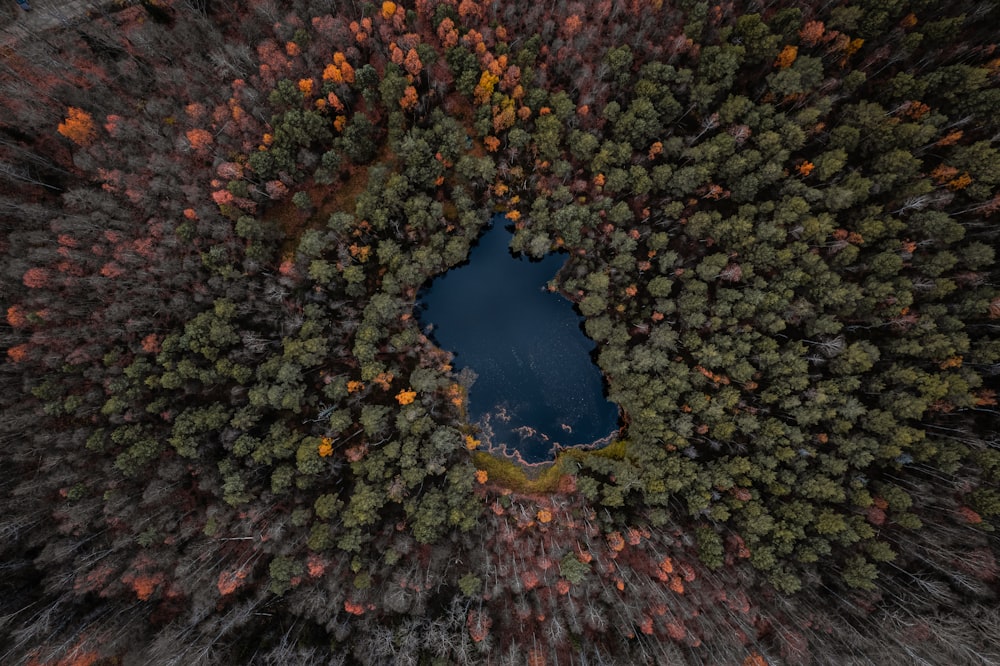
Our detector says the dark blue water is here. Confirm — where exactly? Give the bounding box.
[417,217,619,463]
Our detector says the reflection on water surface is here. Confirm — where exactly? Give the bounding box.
[418,217,619,463]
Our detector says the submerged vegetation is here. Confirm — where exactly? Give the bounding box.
[1,0,999,663]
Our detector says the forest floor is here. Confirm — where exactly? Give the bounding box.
[0,0,101,47]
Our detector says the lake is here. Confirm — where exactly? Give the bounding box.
[417,216,619,463]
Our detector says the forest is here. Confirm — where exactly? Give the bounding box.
[1,0,999,663]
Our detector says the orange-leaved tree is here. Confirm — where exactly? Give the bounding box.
[58,107,96,146]
[403,48,422,77]
[775,45,798,69]
[437,17,459,47]
[400,86,419,111]
[799,21,825,47]
[186,128,213,151]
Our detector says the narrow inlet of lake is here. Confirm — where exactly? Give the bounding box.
[417,216,619,464]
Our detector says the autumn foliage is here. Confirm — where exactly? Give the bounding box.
[7,344,29,363]
[400,85,419,111]
[57,107,96,146]
[775,45,798,68]
[186,128,213,151]
[217,568,249,596]
[2,0,1000,664]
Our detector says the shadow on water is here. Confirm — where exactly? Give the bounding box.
[417,215,620,464]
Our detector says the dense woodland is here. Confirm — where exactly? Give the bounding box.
[1,0,999,663]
